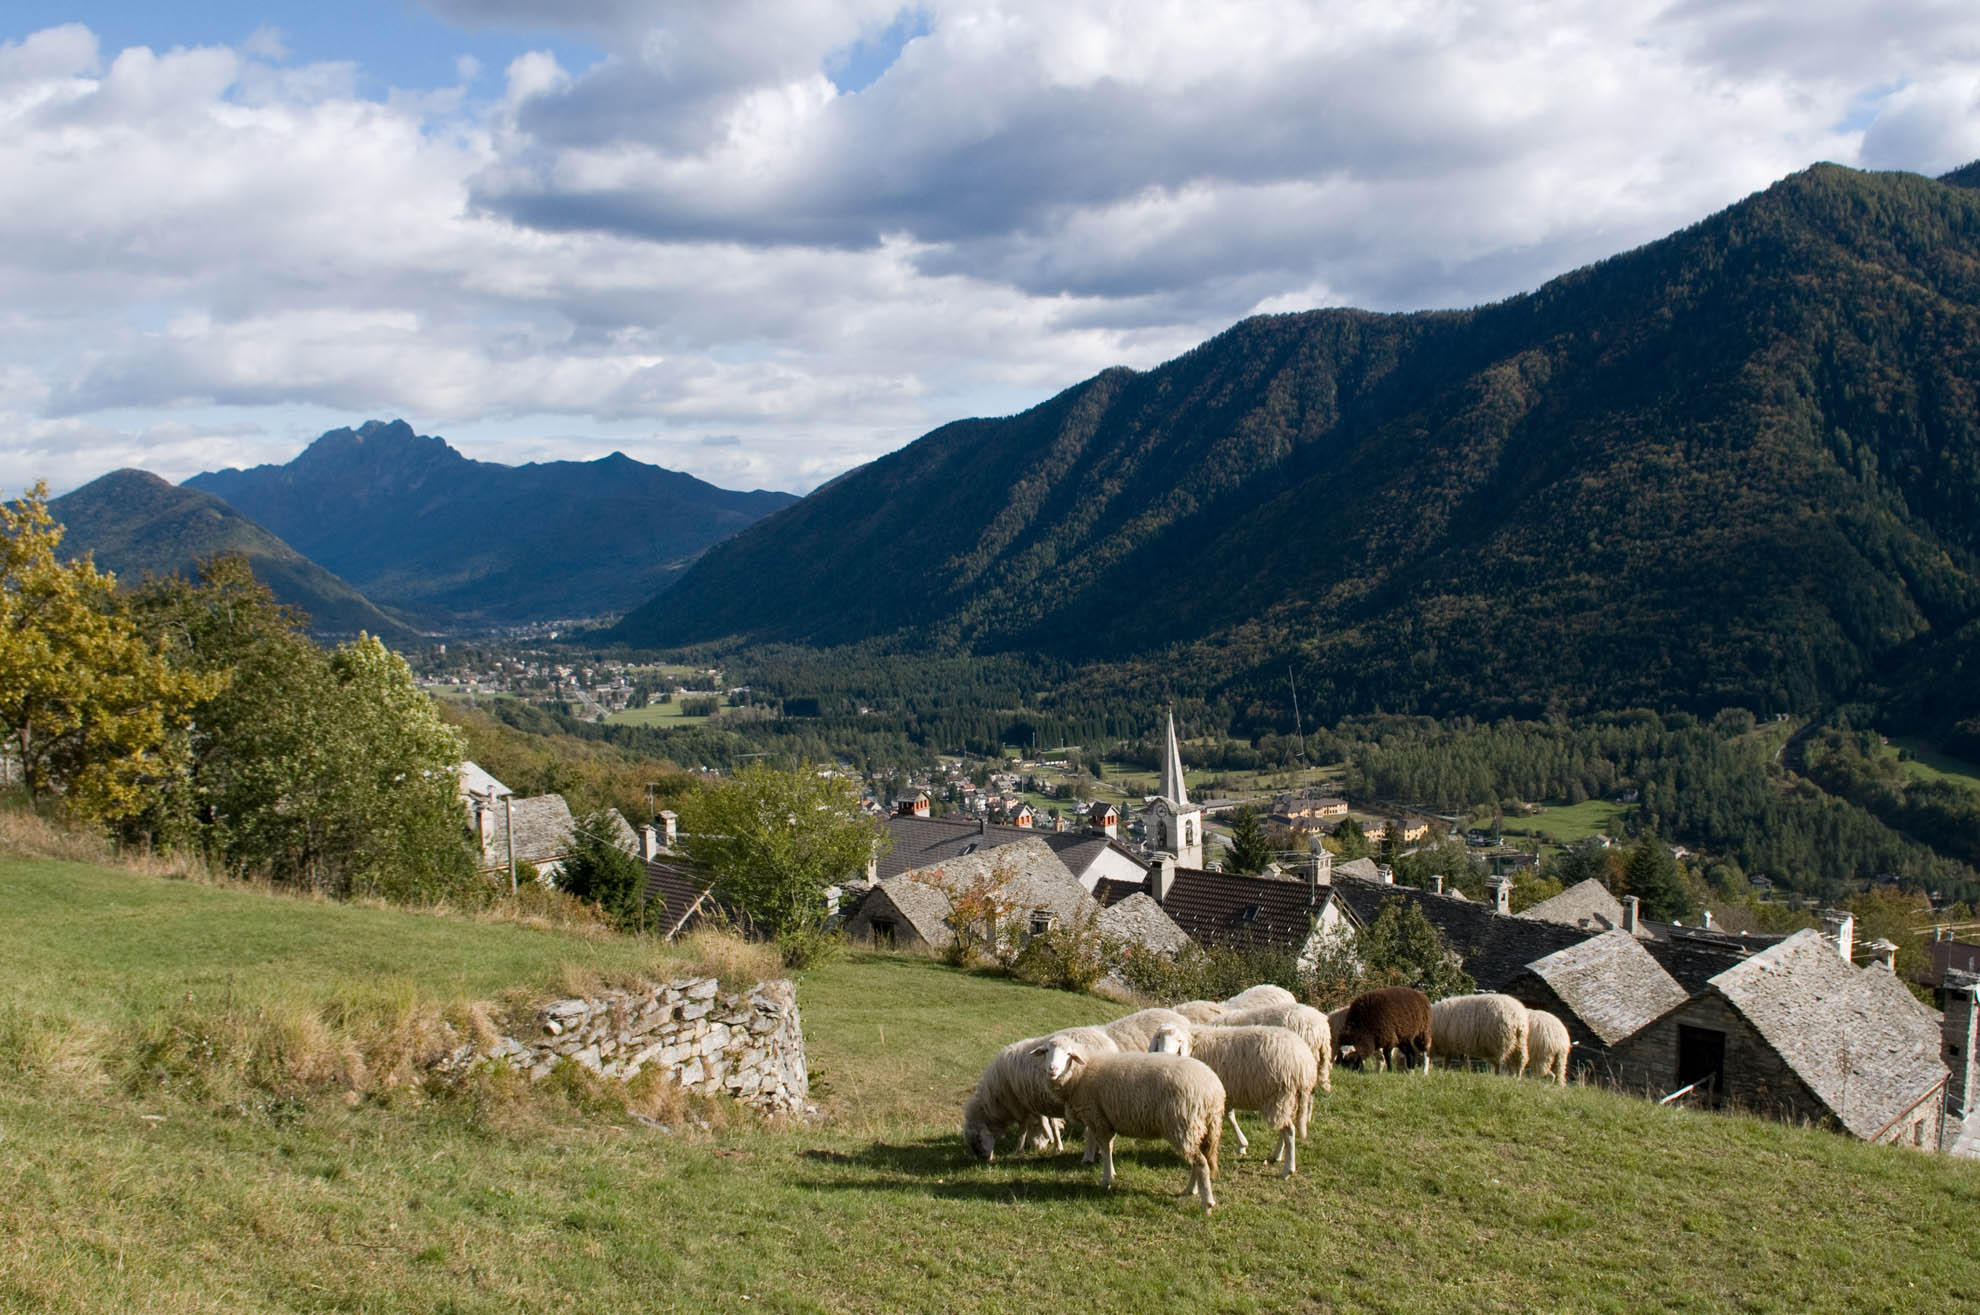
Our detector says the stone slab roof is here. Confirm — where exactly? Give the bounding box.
[1517,878,1625,932]
[1095,892,1192,956]
[1709,930,1947,1141]
[483,793,575,869]
[876,813,1128,883]
[1518,929,1689,1046]
[858,835,1100,948]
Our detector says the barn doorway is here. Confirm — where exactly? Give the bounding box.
[1675,1025,1726,1106]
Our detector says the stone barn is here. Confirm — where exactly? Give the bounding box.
[1500,930,1689,1078]
[1610,929,1949,1148]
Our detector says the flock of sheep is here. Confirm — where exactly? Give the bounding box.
[963,985,1571,1213]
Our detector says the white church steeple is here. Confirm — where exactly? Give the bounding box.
[1143,709,1203,869]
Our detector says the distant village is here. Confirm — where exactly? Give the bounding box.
[458,710,1980,1161]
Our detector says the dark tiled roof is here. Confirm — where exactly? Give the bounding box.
[1160,867,1328,952]
[1635,923,1781,994]
[1093,876,1147,907]
[1708,930,1947,1140]
[1329,874,1592,991]
[1928,940,1980,987]
[641,856,722,939]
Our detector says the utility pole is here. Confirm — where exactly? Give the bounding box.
[505,794,517,896]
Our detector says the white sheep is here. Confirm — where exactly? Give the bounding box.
[1223,984,1297,1010]
[1172,1000,1227,1024]
[1427,993,1530,1074]
[962,1026,1119,1160]
[1149,1023,1316,1176]
[1102,1007,1193,1053]
[1523,1008,1570,1086]
[1218,1002,1333,1094]
[1037,1036,1226,1212]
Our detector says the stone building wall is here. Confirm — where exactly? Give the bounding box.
[1609,992,1825,1124]
[440,976,813,1117]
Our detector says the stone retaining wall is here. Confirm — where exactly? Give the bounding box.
[441,976,813,1117]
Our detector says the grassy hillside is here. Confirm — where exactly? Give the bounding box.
[5,858,1979,1312]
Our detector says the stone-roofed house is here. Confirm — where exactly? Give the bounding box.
[843,836,1101,952]
[875,813,1145,892]
[475,793,577,880]
[1517,878,1627,933]
[1611,928,1950,1147]
[1500,930,1690,1074]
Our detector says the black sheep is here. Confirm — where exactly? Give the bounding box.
[1334,986,1432,1072]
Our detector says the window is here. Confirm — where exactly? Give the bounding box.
[1030,912,1053,938]
[1185,820,1196,846]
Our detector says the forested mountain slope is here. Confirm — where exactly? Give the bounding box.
[49,469,418,639]
[618,162,1980,729]
[188,420,797,627]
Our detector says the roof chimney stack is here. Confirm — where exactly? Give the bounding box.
[1431,874,1445,895]
[1865,937,1899,972]
[1622,895,1640,935]
[1822,910,1855,965]
[1307,846,1332,906]
[1149,856,1176,903]
[1944,969,1980,1124]
[639,824,658,862]
[1379,864,1394,885]
[1488,875,1512,916]
[1701,908,1714,931]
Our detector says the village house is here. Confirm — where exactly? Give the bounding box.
[1609,925,1951,1149]
[842,836,1143,951]
[1499,929,1690,1077]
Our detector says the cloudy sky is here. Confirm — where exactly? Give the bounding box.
[4,1,1979,496]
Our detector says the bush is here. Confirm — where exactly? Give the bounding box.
[775,923,846,971]
[1011,918,1117,993]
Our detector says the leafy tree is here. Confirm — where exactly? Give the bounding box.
[1358,897,1474,1000]
[912,854,1024,967]
[129,558,472,900]
[679,761,886,936]
[1330,816,1369,861]
[1224,804,1271,874]
[0,485,219,819]
[559,810,648,932]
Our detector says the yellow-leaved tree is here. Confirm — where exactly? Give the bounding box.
[0,484,220,819]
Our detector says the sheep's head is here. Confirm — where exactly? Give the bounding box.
[963,1118,998,1162]
[1147,1024,1191,1056]
[1034,1038,1084,1083]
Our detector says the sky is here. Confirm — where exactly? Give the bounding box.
[4,2,1980,497]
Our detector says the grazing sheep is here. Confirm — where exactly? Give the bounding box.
[1223,984,1298,1010]
[1523,1008,1571,1086]
[1218,1003,1333,1094]
[1172,1000,1227,1024]
[1102,1007,1193,1053]
[1037,1037,1226,1212]
[962,1026,1119,1160]
[1334,987,1432,1073]
[1149,1023,1316,1176]
[1428,993,1530,1075]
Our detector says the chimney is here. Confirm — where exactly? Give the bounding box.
[657,810,678,848]
[639,824,658,861]
[1488,875,1511,916]
[1944,970,1980,1122]
[1622,895,1640,934]
[1149,856,1176,903]
[980,815,989,836]
[1822,910,1855,965]
[1864,937,1899,972]
[1379,864,1395,886]
[1431,874,1445,895]
[1701,908,1714,931]
[472,797,492,849]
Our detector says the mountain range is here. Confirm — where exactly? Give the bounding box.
[184,420,797,628]
[48,470,421,639]
[612,161,1980,740]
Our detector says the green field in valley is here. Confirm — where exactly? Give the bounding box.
[1888,736,1980,794]
[603,700,714,728]
[5,857,1979,1313]
[1498,799,1636,845]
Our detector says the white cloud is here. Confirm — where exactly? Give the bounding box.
[0,5,1978,496]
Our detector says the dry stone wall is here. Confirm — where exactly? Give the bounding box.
[443,976,813,1117]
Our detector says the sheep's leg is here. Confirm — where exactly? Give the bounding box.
[1097,1132,1118,1189]
[1226,1110,1249,1156]
[1195,1157,1216,1212]
[1277,1127,1296,1178]
[1080,1126,1096,1164]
